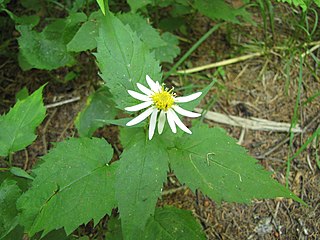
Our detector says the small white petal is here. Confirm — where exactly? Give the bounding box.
[158,111,166,134]
[146,75,159,92]
[126,107,154,126]
[174,92,202,103]
[155,81,162,92]
[149,109,158,140]
[170,109,192,134]
[125,101,153,112]
[172,105,201,118]
[167,109,177,133]
[128,90,150,102]
[137,83,153,96]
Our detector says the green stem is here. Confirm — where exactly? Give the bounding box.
[286,55,303,188]
[0,167,10,171]
[86,0,89,16]
[164,23,223,80]
[8,152,13,167]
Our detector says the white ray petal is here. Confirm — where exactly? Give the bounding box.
[137,83,153,96]
[125,101,153,112]
[169,109,192,134]
[128,90,150,102]
[155,81,162,92]
[149,109,158,140]
[167,109,177,133]
[174,92,202,103]
[172,105,201,118]
[126,107,154,126]
[146,75,159,92]
[158,110,166,134]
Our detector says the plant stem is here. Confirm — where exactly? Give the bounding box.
[0,167,10,171]
[8,152,13,167]
[286,55,303,188]
[164,23,223,80]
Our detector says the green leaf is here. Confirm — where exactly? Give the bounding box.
[154,32,180,63]
[0,179,21,239]
[39,228,76,240]
[2,9,39,27]
[17,13,86,70]
[17,25,75,70]
[95,12,162,110]
[276,0,308,11]
[104,207,206,240]
[143,207,206,240]
[18,51,33,71]
[105,217,123,240]
[15,86,29,101]
[75,87,117,137]
[10,167,34,180]
[17,137,118,237]
[116,129,168,238]
[96,0,108,15]
[169,125,304,204]
[127,0,152,12]
[67,20,98,52]
[118,13,180,63]
[0,172,31,192]
[0,86,46,157]
[118,13,166,50]
[67,11,102,52]
[194,0,252,24]
[13,15,39,27]
[1,225,24,240]
[21,0,41,11]
[42,13,87,43]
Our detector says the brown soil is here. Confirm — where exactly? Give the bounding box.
[0,2,319,240]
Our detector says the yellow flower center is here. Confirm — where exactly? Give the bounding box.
[152,88,175,111]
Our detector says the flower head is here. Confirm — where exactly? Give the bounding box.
[125,75,202,140]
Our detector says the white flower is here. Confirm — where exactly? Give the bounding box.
[125,75,202,140]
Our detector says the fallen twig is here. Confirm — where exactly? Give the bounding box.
[196,108,302,133]
[45,96,80,109]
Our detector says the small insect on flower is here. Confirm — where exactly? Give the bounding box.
[125,75,202,140]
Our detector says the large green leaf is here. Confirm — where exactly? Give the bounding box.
[105,207,206,240]
[143,207,205,240]
[0,179,21,239]
[169,125,304,204]
[194,0,252,24]
[17,25,74,70]
[75,87,117,137]
[0,86,46,157]
[95,12,162,110]
[17,138,118,237]
[154,32,180,63]
[116,129,168,239]
[17,13,86,70]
